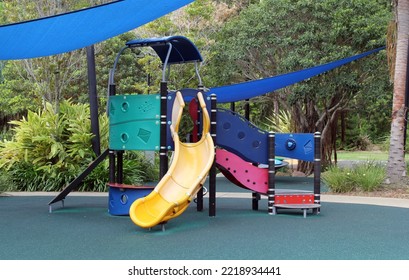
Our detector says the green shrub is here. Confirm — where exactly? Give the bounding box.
[351,162,386,192]
[322,166,355,193]
[263,110,295,133]
[0,101,158,192]
[322,161,386,193]
[8,161,76,192]
[0,170,14,193]
[379,135,390,152]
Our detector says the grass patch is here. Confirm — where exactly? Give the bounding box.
[334,151,389,161]
[322,161,386,193]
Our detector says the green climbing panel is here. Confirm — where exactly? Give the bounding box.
[109,94,160,150]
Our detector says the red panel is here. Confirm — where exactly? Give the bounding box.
[275,194,314,205]
[216,149,268,194]
[188,99,199,142]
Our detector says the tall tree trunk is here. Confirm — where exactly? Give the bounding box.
[387,0,409,184]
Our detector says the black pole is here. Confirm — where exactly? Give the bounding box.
[159,81,168,179]
[116,151,124,184]
[209,94,217,217]
[109,150,116,184]
[86,45,101,156]
[108,64,116,186]
[244,99,250,120]
[196,95,204,212]
[268,132,276,215]
[313,132,321,214]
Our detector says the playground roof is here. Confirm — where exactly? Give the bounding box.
[126,36,203,64]
[0,0,193,60]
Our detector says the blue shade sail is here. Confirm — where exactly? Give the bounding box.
[0,0,194,60]
[208,47,385,103]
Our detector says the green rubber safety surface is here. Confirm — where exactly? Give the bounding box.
[0,178,408,260]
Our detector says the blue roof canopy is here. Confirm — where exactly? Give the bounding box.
[126,36,203,64]
[0,0,194,60]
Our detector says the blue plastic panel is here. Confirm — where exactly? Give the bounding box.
[275,133,315,162]
[216,108,268,164]
[216,108,315,163]
[108,186,153,216]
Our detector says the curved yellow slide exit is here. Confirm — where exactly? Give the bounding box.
[129,91,215,229]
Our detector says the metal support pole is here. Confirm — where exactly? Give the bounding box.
[209,94,217,217]
[268,132,276,215]
[252,192,260,211]
[116,150,124,184]
[195,95,204,212]
[86,45,101,156]
[159,82,168,179]
[244,99,250,120]
[313,132,321,214]
[109,150,116,184]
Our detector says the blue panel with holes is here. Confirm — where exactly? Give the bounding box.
[216,108,315,163]
[275,133,315,162]
[108,186,153,216]
[216,108,268,164]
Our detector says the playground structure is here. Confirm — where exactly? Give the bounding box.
[0,1,387,232]
[102,36,321,230]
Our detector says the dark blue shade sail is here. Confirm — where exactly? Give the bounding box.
[0,0,194,60]
[209,47,385,103]
[126,36,203,64]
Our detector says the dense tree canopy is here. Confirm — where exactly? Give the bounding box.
[206,0,392,169]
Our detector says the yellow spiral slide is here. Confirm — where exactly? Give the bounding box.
[129,91,214,229]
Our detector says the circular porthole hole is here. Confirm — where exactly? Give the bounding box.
[252,140,261,148]
[121,102,129,112]
[223,122,231,130]
[120,194,128,205]
[238,131,245,139]
[121,133,129,143]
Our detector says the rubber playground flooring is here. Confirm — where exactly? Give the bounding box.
[1,176,409,260]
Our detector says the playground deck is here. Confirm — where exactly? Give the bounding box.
[1,176,409,260]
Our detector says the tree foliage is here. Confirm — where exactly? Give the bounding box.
[0,1,144,116]
[207,0,392,171]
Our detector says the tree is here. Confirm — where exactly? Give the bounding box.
[132,0,243,91]
[0,1,143,119]
[387,0,409,184]
[207,0,392,172]
[0,1,108,114]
